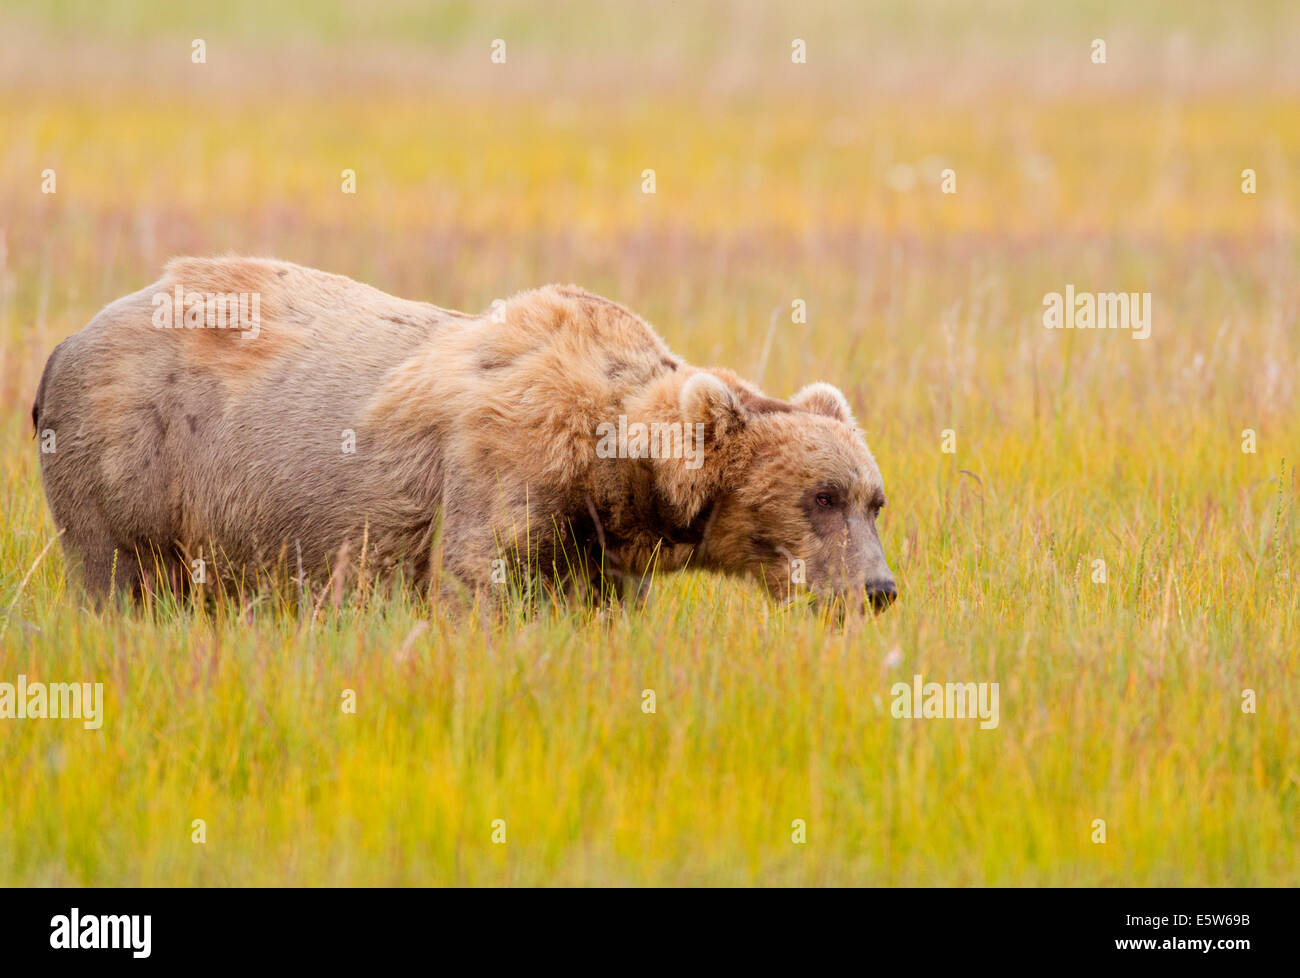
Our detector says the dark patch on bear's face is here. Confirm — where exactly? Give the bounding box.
[186,414,199,434]
[799,484,885,532]
[478,354,511,371]
[801,484,845,536]
[787,479,893,611]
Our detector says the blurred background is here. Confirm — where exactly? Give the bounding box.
[0,1,1296,885]
[3,0,1297,420]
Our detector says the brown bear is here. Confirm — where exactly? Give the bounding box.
[32,257,896,611]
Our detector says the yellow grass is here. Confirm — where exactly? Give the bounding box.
[0,2,1296,885]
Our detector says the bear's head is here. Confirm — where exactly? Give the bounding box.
[662,371,897,612]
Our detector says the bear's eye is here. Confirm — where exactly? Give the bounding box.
[815,492,834,508]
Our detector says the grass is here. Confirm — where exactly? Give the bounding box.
[0,1,1297,885]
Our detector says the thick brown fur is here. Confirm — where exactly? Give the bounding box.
[33,257,896,609]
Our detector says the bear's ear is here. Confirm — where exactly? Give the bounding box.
[680,371,745,438]
[791,382,855,425]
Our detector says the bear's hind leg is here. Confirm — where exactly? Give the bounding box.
[56,507,141,608]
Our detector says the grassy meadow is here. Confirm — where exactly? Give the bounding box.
[0,1,1297,885]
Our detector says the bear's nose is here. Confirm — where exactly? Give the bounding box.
[865,578,897,612]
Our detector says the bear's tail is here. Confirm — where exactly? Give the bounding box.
[31,340,63,437]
